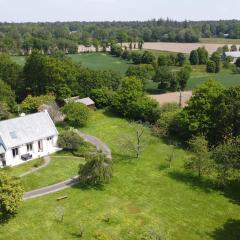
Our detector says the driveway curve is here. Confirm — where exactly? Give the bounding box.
[23,131,111,200]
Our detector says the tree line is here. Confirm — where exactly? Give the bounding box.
[1,19,240,54]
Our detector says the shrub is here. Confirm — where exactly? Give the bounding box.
[206,60,216,73]
[0,172,24,220]
[90,88,112,108]
[61,102,90,127]
[189,50,199,65]
[58,130,84,152]
[79,153,113,187]
[21,94,55,113]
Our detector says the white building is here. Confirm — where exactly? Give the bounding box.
[0,111,59,167]
[223,51,240,63]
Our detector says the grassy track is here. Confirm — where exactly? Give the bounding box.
[1,111,240,239]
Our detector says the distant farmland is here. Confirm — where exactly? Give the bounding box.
[143,42,240,54]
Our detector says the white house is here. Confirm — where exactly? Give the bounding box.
[223,51,240,63]
[0,111,59,167]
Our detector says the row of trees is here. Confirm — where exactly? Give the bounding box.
[1,20,240,55]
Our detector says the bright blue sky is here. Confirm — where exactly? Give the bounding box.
[0,0,239,22]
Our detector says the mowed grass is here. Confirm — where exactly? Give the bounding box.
[1,111,240,239]
[69,53,131,74]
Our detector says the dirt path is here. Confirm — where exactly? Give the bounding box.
[23,131,111,200]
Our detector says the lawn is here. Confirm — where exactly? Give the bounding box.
[1,111,240,239]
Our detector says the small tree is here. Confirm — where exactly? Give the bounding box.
[61,102,90,128]
[0,172,24,221]
[206,60,216,73]
[119,122,145,159]
[58,130,84,152]
[189,50,199,65]
[176,53,186,66]
[79,153,113,186]
[177,66,191,90]
[235,57,240,68]
[185,135,211,178]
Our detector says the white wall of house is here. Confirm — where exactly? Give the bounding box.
[2,135,59,167]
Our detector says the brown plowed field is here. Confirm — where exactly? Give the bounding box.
[143,42,240,54]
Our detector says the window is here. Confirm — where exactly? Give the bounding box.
[27,143,33,152]
[12,148,19,158]
[47,137,52,141]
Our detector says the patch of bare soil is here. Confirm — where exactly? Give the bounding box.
[150,91,193,107]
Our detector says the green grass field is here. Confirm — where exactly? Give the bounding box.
[69,53,131,74]
[0,111,240,239]
[11,53,131,74]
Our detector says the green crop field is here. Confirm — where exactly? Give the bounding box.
[1,110,240,239]
[68,53,131,74]
[11,53,131,74]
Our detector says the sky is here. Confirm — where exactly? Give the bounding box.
[0,0,239,22]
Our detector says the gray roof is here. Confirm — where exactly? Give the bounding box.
[65,96,95,106]
[0,144,5,154]
[225,51,240,58]
[0,111,58,149]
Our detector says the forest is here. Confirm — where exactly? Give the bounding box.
[1,19,240,54]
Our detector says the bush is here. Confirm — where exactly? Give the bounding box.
[189,50,199,65]
[0,172,24,220]
[206,60,216,73]
[21,94,55,113]
[79,153,113,187]
[235,57,240,68]
[58,130,84,152]
[61,102,90,127]
[131,51,143,64]
[90,88,112,108]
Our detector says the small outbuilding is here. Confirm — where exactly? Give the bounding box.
[223,51,240,63]
[65,96,95,109]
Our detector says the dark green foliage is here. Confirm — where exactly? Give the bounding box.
[230,45,237,52]
[210,51,221,73]
[126,64,155,85]
[23,51,79,99]
[61,102,90,128]
[206,60,216,73]
[0,102,13,120]
[235,57,240,68]
[0,53,21,90]
[175,79,224,142]
[78,68,121,96]
[0,172,24,220]
[153,66,178,92]
[111,77,160,123]
[212,138,240,186]
[209,86,240,145]
[110,44,123,57]
[0,79,16,111]
[157,54,169,66]
[197,47,209,64]
[131,51,143,64]
[121,50,131,61]
[90,88,112,108]
[21,94,55,113]
[176,53,186,66]
[58,130,84,152]
[141,51,156,65]
[79,153,113,187]
[177,66,191,90]
[189,50,199,65]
